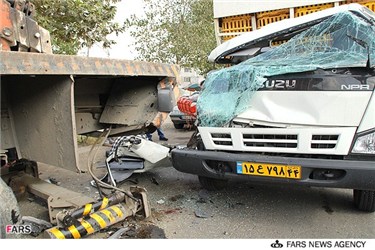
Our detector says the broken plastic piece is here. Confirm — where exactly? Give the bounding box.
[108,227,130,239]
[94,135,170,186]
[21,216,52,237]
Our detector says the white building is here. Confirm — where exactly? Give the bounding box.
[179,67,205,89]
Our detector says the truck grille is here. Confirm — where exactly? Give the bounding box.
[311,134,339,149]
[199,127,355,155]
[243,134,298,148]
[211,133,233,146]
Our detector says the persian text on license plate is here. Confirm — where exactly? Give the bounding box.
[236,161,301,179]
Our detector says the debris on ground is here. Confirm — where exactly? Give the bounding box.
[156,199,165,204]
[151,177,159,185]
[160,208,182,214]
[136,224,166,239]
[108,227,130,239]
[47,177,61,186]
[194,209,212,218]
[197,189,210,203]
[169,194,185,202]
[21,216,53,237]
[226,201,235,209]
[124,227,137,237]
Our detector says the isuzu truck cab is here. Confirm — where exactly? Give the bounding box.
[172,4,375,212]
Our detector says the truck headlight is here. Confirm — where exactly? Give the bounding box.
[351,131,375,154]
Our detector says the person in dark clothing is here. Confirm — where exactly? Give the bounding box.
[146,127,168,141]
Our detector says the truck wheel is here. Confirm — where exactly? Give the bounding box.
[0,178,20,239]
[198,176,228,191]
[353,189,375,212]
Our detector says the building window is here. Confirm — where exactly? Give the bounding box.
[184,68,192,73]
[183,77,191,82]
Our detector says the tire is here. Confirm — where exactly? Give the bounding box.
[353,189,375,212]
[0,178,20,239]
[198,176,228,191]
[173,123,184,129]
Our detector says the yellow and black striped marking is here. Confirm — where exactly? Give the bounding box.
[47,204,128,239]
[82,203,92,216]
[70,197,111,220]
[99,197,109,210]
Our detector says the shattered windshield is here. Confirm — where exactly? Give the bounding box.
[198,11,375,127]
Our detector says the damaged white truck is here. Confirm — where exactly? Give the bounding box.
[172,4,375,212]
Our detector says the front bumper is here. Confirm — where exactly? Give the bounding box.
[171,148,375,190]
[170,116,186,125]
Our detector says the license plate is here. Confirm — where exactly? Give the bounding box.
[236,161,301,179]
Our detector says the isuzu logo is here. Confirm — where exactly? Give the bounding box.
[264,80,296,89]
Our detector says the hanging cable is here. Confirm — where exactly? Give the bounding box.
[86,127,139,203]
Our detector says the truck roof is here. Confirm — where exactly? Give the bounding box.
[209,3,375,64]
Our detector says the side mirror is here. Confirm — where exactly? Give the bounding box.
[157,87,175,112]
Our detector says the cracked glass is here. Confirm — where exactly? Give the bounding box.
[198,11,375,127]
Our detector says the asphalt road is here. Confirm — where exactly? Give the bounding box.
[15,118,375,239]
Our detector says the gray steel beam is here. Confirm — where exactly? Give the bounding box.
[4,75,79,172]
